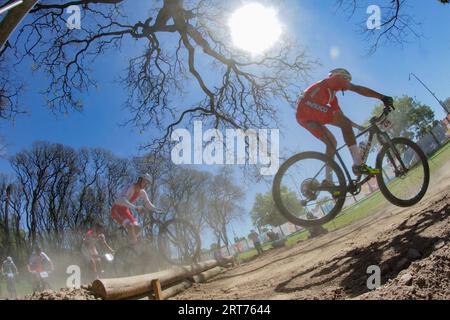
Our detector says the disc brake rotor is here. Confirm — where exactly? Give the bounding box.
[300,178,320,200]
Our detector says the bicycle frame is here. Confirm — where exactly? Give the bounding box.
[327,115,409,196]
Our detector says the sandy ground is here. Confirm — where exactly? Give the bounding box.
[171,165,450,300]
[24,164,449,300]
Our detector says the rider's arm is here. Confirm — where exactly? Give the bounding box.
[140,190,159,212]
[98,234,114,253]
[41,253,54,272]
[347,84,385,100]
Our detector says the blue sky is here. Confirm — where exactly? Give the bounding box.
[1,0,449,243]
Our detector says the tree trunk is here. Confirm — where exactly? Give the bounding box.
[3,184,11,253]
[30,196,38,245]
[0,0,39,51]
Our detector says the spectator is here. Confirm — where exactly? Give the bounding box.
[267,229,286,248]
[248,230,263,255]
[266,230,280,241]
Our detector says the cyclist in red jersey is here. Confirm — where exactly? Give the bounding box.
[296,68,394,182]
[27,244,54,291]
[81,222,114,279]
[110,174,161,244]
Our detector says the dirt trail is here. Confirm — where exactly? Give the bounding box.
[173,165,450,300]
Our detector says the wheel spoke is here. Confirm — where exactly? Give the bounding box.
[273,152,346,226]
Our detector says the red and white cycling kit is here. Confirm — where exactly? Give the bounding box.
[296,76,351,139]
[82,229,105,259]
[28,252,52,273]
[110,185,158,227]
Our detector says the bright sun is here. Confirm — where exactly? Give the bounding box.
[228,3,282,55]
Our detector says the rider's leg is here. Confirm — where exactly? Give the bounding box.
[112,205,140,245]
[31,272,39,292]
[330,111,380,175]
[330,111,363,167]
[90,256,98,278]
[306,121,337,182]
[331,111,361,162]
[126,223,140,245]
[12,280,17,299]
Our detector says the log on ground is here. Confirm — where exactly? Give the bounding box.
[192,266,226,283]
[92,260,218,300]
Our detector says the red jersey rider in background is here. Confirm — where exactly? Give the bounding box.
[110,174,161,244]
[82,222,114,279]
[296,68,394,183]
[27,244,54,290]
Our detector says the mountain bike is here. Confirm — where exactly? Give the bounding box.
[112,209,201,276]
[3,272,17,299]
[272,106,430,227]
[32,271,52,292]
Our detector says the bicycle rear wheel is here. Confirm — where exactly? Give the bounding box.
[272,152,347,227]
[158,219,201,265]
[376,137,430,207]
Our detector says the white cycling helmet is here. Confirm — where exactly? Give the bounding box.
[329,68,352,82]
[139,173,152,183]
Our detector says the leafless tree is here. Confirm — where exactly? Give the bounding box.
[9,141,131,251]
[160,166,211,234]
[336,0,449,54]
[0,176,27,262]
[10,142,76,247]
[0,56,23,120]
[3,0,311,151]
[205,167,244,251]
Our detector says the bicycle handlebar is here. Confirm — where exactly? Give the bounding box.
[370,106,393,124]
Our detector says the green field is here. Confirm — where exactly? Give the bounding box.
[237,141,450,262]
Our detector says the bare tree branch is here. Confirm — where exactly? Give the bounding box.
[4,0,312,152]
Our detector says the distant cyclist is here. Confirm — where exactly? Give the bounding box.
[1,257,19,299]
[27,244,54,292]
[110,174,162,245]
[81,222,115,279]
[296,68,394,184]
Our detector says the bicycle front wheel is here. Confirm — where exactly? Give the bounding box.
[158,219,201,265]
[272,152,347,227]
[376,137,430,207]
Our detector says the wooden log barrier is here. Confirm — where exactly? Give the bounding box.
[92,260,218,300]
[151,279,163,300]
[139,280,193,300]
[192,266,225,283]
[144,267,225,300]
